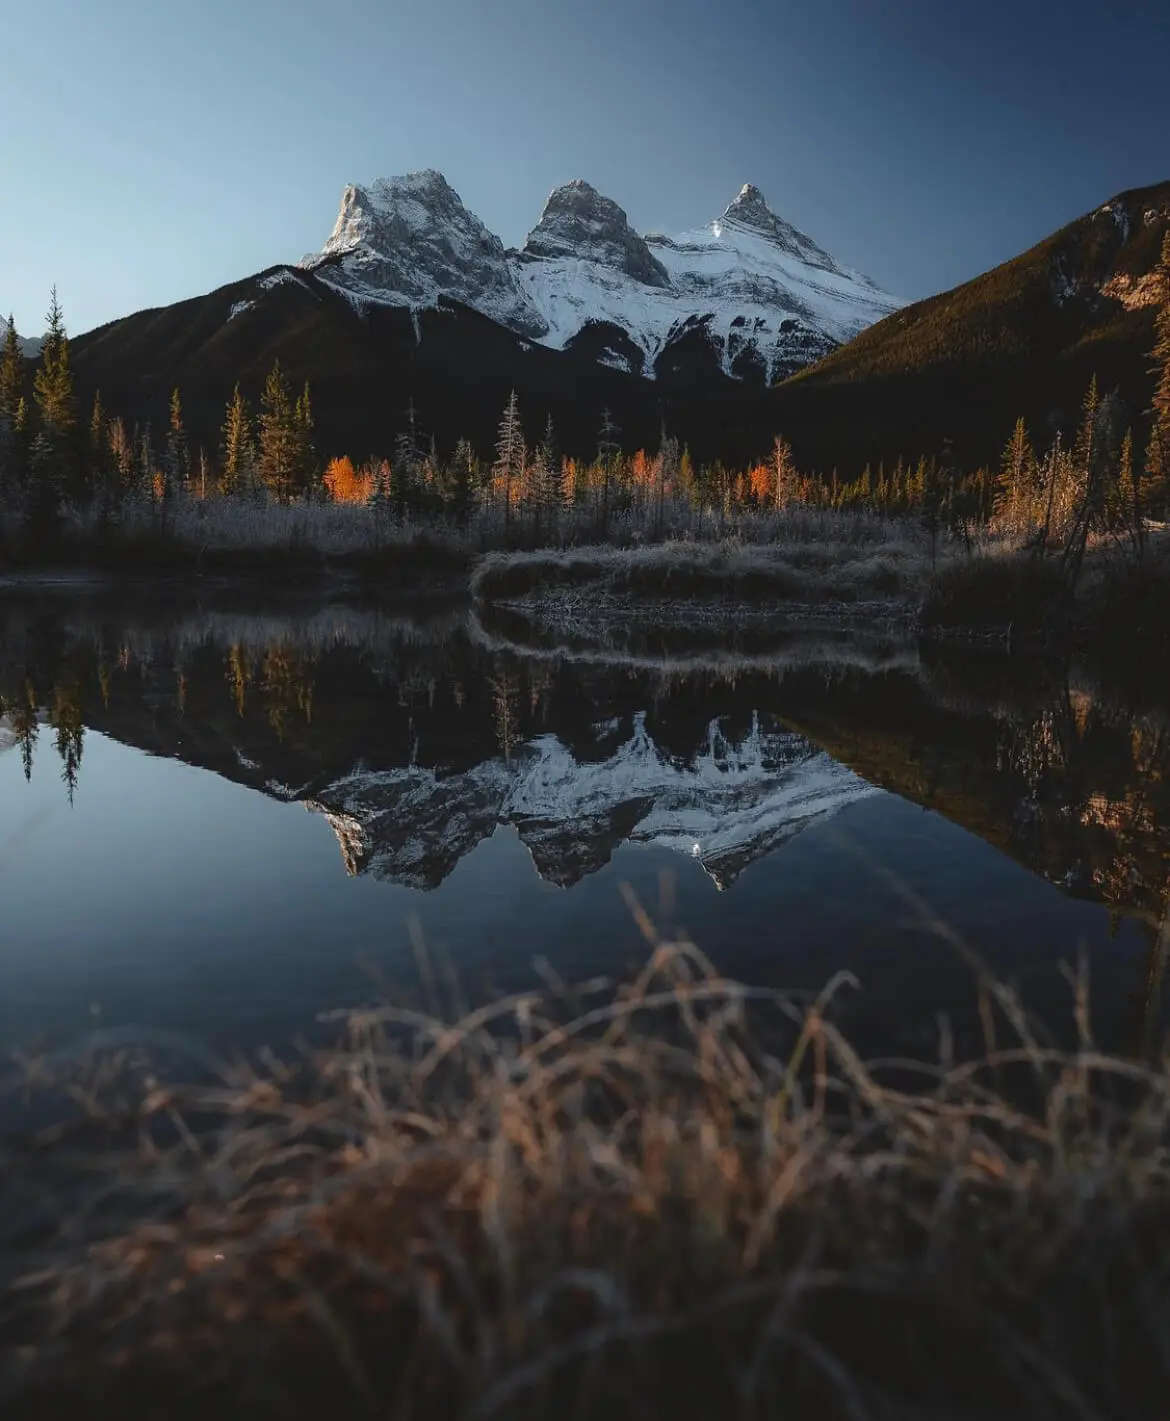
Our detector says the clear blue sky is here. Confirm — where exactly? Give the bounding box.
[3,0,1168,337]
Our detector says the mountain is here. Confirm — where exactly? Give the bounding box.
[64,177,1170,474]
[304,711,876,891]
[746,180,1170,473]
[302,170,901,383]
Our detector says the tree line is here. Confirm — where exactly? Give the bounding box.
[2,231,1168,554]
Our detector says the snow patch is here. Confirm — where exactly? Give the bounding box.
[301,172,903,382]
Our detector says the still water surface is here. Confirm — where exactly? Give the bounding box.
[1,590,1166,1062]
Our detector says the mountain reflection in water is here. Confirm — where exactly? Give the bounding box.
[0,591,1167,1058]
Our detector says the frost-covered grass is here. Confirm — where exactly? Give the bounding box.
[53,492,474,566]
[4,934,1170,1421]
[471,530,936,608]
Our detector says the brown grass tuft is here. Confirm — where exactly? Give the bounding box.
[3,921,1170,1420]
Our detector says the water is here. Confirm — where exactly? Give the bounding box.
[0,587,1166,1064]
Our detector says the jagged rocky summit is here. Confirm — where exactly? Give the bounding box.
[302,170,903,383]
[301,711,879,892]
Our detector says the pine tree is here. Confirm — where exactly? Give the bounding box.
[493,390,525,538]
[450,437,479,521]
[1064,376,1120,587]
[258,361,297,502]
[32,288,74,437]
[393,400,426,518]
[994,416,1037,532]
[529,413,562,543]
[88,390,114,499]
[164,387,188,500]
[107,416,133,489]
[221,384,255,495]
[1114,427,1144,559]
[29,288,75,524]
[0,316,23,496]
[0,315,22,425]
[294,382,315,498]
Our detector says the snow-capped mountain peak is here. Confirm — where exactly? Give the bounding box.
[300,168,903,383]
[717,183,843,276]
[304,170,548,336]
[523,180,670,288]
[304,711,878,892]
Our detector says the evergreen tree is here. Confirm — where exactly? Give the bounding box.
[29,288,75,525]
[294,382,315,498]
[1113,427,1144,559]
[0,315,22,426]
[258,360,298,501]
[221,384,255,494]
[596,408,620,540]
[164,387,188,500]
[450,437,479,521]
[88,390,114,500]
[529,413,562,543]
[994,416,1037,531]
[0,316,23,497]
[493,390,525,538]
[1064,376,1120,588]
[393,400,425,517]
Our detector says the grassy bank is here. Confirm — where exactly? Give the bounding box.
[0,495,475,586]
[4,936,1170,1420]
[471,514,934,609]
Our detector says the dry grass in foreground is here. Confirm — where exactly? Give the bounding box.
[3,918,1170,1421]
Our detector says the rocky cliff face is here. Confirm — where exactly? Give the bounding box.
[303,169,547,337]
[300,170,903,383]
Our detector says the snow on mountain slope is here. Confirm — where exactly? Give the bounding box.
[302,169,547,338]
[303,711,878,891]
[300,172,904,383]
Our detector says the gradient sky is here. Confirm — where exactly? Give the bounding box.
[3,0,1168,337]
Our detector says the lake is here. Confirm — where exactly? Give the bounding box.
[0,586,1166,1067]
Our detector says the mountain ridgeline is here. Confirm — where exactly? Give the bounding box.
[16,173,1170,475]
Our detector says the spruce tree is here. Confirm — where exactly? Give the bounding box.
[0,315,22,425]
[0,316,23,497]
[88,390,113,500]
[165,387,188,497]
[258,361,297,502]
[450,437,479,522]
[294,382,315,498]
[28,288,75,532]
[32,288,74,436]
[994,417,1036,532]
[393,399,425,518]
[222,384,254,495]
[493,390,525,539]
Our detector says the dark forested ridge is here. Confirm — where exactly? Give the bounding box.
[757,180,1170,474]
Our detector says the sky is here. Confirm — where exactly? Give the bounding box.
[3,0,1168,337]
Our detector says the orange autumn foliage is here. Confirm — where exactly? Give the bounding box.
[323,456,374,505]
[748,464,772,503]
